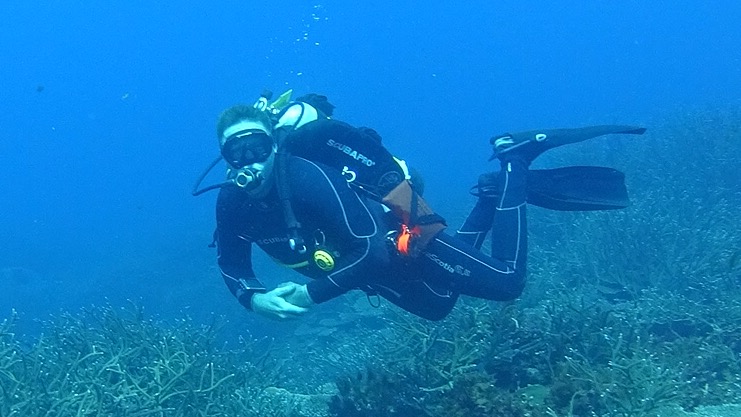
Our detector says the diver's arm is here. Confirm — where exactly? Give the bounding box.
[215,188,266,310]
[217,229,308,318]
[217,245,265,310]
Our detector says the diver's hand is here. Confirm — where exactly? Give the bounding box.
[250,285,309,320]
[282,284,315,308]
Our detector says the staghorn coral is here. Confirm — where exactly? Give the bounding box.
[381,299,494,392]
[329,365,428,417]
[0,304,325,417]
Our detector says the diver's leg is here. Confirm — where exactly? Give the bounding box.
[369,281,459,321]
[489,157,528,275]
[456,173,498,249]
[420,157,528,300]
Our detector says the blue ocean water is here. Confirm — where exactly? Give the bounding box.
[1,0,739,339]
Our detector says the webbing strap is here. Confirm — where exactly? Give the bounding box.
[276,149,306,253]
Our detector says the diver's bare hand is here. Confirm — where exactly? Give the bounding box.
[251,285,309,320]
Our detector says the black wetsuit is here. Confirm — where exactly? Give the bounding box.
[216,152,529,321]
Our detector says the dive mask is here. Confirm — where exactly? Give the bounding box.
[221,129,274,168]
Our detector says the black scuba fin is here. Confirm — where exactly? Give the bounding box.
[473,166,630,211]
[489,125,647,161]
[526,166,630,211]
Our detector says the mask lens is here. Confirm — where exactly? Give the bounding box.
[221,130,273,168]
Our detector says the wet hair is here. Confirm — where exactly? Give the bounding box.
[215,104,273,139]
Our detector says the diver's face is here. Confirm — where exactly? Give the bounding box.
[220,120,276,195]
[220,121,274,168]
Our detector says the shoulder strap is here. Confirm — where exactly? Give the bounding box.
[275,149,306,253]
[272,102,322,254]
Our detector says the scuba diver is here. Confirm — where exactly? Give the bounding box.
[201,91,646,321]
